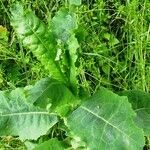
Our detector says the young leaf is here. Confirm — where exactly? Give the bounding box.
[51,8,76,42]
[67,33,79,95]
[119,90,150,135]
[33,138,68,150]
[51,8,79,94]
[26,77,80,117]
[0,88,57,140]
[67,87,144,150]
[10,3,65,82]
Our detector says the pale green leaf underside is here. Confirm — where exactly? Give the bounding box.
[119,90,150,135]
[0,88,57,140]
[67,88,144,150]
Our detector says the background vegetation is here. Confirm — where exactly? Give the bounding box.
[0,0,150,149]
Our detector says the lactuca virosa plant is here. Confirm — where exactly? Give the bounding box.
[0,1,150,149]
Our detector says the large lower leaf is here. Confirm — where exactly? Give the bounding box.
[0,88,57,140]
[26,77,80,117]
[119,90,150,135]
[67,88,144,150]
[10,3,65,82]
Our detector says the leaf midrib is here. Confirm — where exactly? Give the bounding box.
[0,111,55,117]
[81,106,139,145]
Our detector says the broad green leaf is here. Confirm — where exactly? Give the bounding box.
[51,8,77,42]
[26,77,80,117]
[119,90,150,135]
[10,3,65,82]
[69,0,81,6]
[67,87,144,150]
[0,88,57,140]
[33,138,68,150]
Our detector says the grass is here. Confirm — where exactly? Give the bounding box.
[77,0,150,92]
[0,0,150,149]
